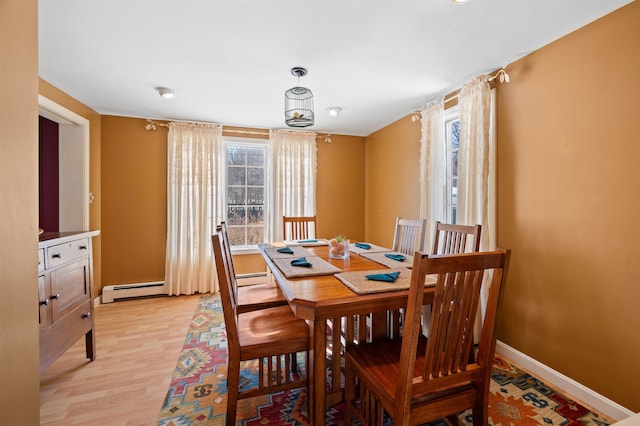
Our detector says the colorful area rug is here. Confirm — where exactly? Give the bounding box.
[158,294,613,425]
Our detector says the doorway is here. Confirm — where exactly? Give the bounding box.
[38,95,90,232]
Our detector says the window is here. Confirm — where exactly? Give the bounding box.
[224,140,266,248]
[444,107,460,224]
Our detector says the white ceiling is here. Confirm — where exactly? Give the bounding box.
[39,0,632,137]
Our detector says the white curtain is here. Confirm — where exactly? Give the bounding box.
[419,100,445,249]
[457,77,497,253]
[165,122,224,295]
[265,129,317,242]
[457,76,497,338]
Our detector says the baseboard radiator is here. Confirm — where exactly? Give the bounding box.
[102,281,167,303]
[236,272,268,286]
[101,273,266,304]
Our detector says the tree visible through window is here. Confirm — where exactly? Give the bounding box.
[225,142,266,247]
[445,109,459,224]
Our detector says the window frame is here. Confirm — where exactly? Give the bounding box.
[222,137,268,253]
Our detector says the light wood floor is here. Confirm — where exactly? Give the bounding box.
[39,294,201,426]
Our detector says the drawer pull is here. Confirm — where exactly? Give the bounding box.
[52,253,62,259]
[79,245,87,250]
[51,293,60,300]
[40,298,50,306]
[82,312,91,319]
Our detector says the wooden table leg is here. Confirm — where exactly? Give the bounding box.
[309,318,327,426]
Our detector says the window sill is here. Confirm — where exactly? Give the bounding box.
[230,246,260,255]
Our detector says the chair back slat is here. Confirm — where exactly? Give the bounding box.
[211,233,239,353]
[283,216,317,240]
[432,221,481,255]
[427,269,484,378]
[392,217,426,255]
[218,222,239,307]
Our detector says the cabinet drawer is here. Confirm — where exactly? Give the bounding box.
[38,248,45,272]
[40,300,93,372]
[46,237,90,269]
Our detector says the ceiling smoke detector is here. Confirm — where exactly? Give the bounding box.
[155,87,175,99]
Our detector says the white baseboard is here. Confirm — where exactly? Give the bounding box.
[496,341,634,421]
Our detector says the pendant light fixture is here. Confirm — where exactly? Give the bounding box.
[284,67,314,127]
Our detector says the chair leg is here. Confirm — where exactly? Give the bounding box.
[226,362,240,426]
[291,352,298,373]
[472,402,489,426]
[344,357,355,426]
[446,413,460,425]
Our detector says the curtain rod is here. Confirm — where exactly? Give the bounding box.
[145,119,268,136]
[411,66,510,121]
[224,128,269,136]
[144,119,332,142]
[444,92,460,104]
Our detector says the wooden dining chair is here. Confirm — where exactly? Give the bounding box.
[212,233,310,426]
[283,215,317,240]
[383,217,427,338]
[432,221,482,255]
[344,248,511,426]
[344,217,426,347]
[218,222,287,313]
[392,217,426,256]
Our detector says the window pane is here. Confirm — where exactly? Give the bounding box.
[248,206,264,224]
[227,226,246,246]
[451,120,460,149]
[228,167,246,185]
[227,187,245,205]
[227,206,246,226]
[247,226,264,245]
[247,187,264,205]
[451,151,458,178]
[227,146,246,165]
[451,178,457,206]
[247,167,264,186]
[451,120,459,179]
[247,148,264,166]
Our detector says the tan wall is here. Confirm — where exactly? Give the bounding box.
[494,1,640,411]
[100,118,365,282]
[0,0,40,422]
[39,79,103,296]
[101,116,168,285]
[316,134,366,242]
[365,115,422,246]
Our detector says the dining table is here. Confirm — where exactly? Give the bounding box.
[258,241,436,426]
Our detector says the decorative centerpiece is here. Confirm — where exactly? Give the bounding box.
[329,234,350,260]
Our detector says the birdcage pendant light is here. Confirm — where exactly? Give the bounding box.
[285,67,314,127]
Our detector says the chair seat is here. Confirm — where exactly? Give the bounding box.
[237,305,309,360]
[347,337,475,412]
[346,336,426,405]
[237,283,287,314]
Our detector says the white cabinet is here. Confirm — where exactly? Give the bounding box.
[38,230,99,372]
